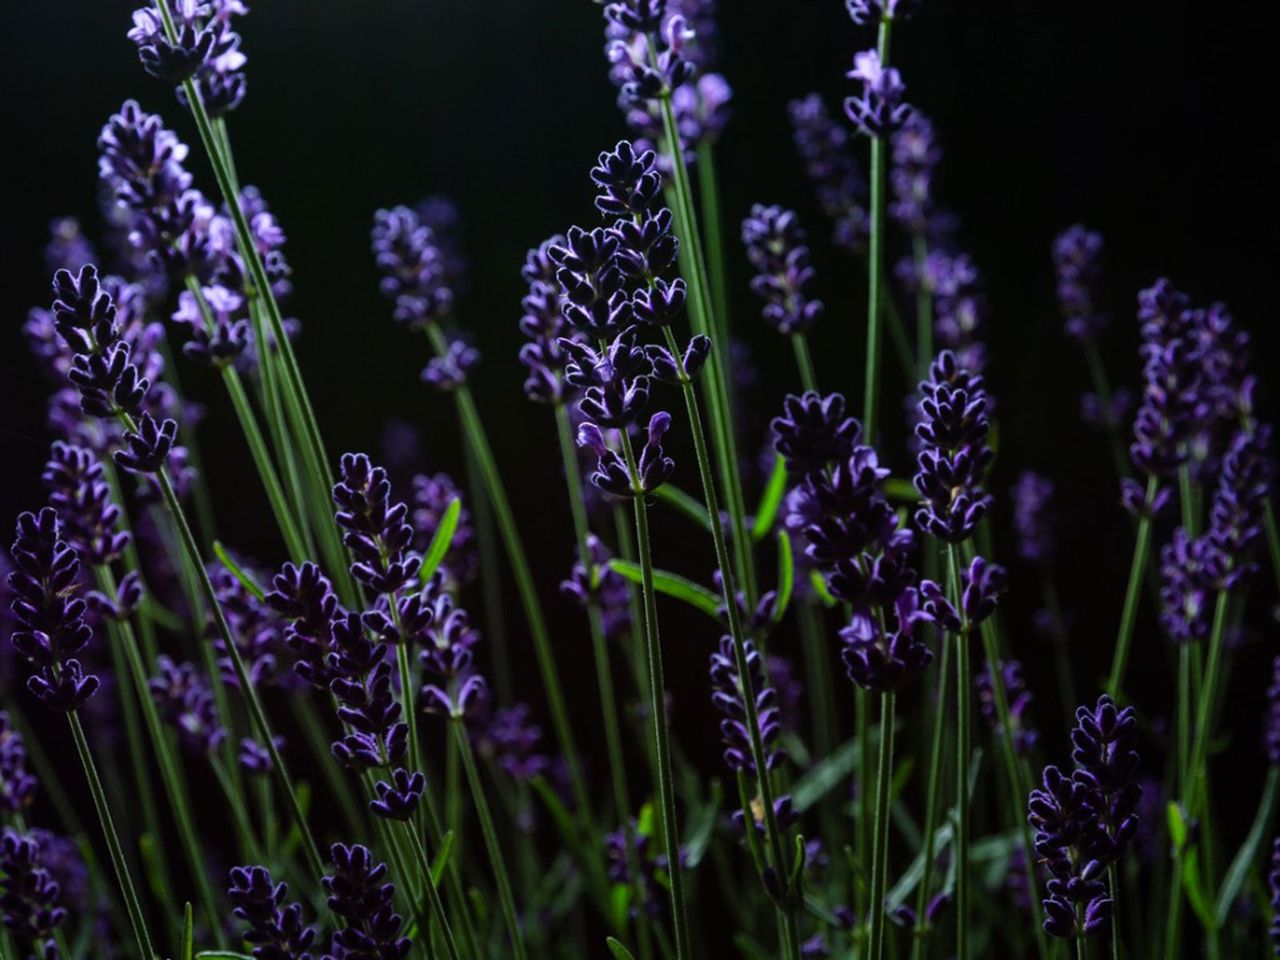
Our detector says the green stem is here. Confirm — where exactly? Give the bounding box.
[948,549,971,960]
[453,721,529,960]
[862,17,893,444]
[1183,590,1231,817]
[67,711,155,960]
[1108,864,1120,960]
[867,691,896,960]
[424,326,594,840]
[696,139,731,344]
[209,754,266,865]
[619,429,692,960]
[1105,476,1159,698]
[911,635,950,959]
[790,333,819,393]
[405,821,464,960]
[462,440,512,703]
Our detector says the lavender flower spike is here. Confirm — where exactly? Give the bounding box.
[844,49,910,139]
[370,206,453,330]
[323,843,411,960]
[228,864,317,960]
[1266,656,1280,766]
[1053,225,1108,343]
[0,714,37,813]
[0,828,68,955]
[741,204,824,335]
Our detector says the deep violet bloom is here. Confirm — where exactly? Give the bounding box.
[1053,225,1108,343]
[128,0,218,84]
[1266,656,1280,766]
[1203,425,1271,589]
[889,111,940,236]
[0,714,36,813]
[519,234,577,405]
[913,350,994,543]
[417,586,487,719]
[41,442,131,566]
[708,636,784,776]
[227,864,317,960]
[149,655,226,755]
[327,610,407,771]
[370,206,453,329]
[171,283,251,366]
[740,204,824,335]
[0,828,68,952]
[420,334,480,392]
[322,843,411,960]
[846,0,919,24]
[1071,696,1140,862]
[6,509,99,711]
[264,561,339,690]
[1158,527,1213,645]
[240,737,284,777]
[1012,471,1056,565]
[844,49,910,138]
[560,533,632,640]
[1026,766,1112,938]
[577,412,676,498]
[977,660,1039,755]
[770,391,861,478]
[332,453,421,597]
[840,586,934,692]
[603,3,695,107]
[477,703,551,783]
[209,561,285,689]
[788,93,868,253]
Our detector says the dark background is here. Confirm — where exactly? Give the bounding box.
[2,0,1279,907]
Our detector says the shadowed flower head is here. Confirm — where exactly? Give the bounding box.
[741,204,824,335]
[371,206,453,329]
[322,843,411,960]
[709,636,784,776]
[844,49,910,138]
[976,660,1038,755]
[0,714,36,814]
[228,864,316,960]
[149,655,226,755]
[42,441,130,566]
[333,453,421,596]
[840,586,935,692]
[1011,471,1056,565]
[770,391,861,478]
[0,828,68,952]
[1053,225,1108,342]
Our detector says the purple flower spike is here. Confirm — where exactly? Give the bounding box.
[770,391,861,478]
[371,206,453,330]
[7,509,99,711]
[960,556,1006,627]
[1070,696,1140,861]
[370,768,426,822]
[561,534,632,640]
[1027,766,1113,939]
[976,660,1039,755]
[1011,471,1056,565]
[328,610,406,770]
[519,234,576,405]
[418,587,487,719]
[42,442,130,566]
[228,863,316,960]
[846,0,919,25]
[421,335,480,392]
[840,585,935,692]
[0,714,37,813]
[114,412,178,475]
[332,453,422,597]
[0,828,69,953]
[1158,527,1213,644]
[889,112,940,235]
[1203,425,1271,589]
[323,843,411,960]
[788,93,868,254]
[239,736,284,777]
[128,0,217,84]
[265,561,340,690]
[741,204,824,335]
[709,636,784,777]
[1270,838,1280,953]
[844,50,911,138]
[149,655,226,755]
[1053,225,1108,343]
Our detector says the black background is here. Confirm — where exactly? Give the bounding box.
[2,0,1279,930]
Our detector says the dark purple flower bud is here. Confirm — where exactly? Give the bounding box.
[239,736,284,777]
[1203,425,1271,589]
[128,1,217,83]
[1070,695,1140,862]
[328,610,405,770]
[562,327,653,428]
[561,534,632,640]
[1158,527,1213,645]
[114,413,178,475]
[421,335,480,392]
[0,828,68,952]
[889,112,939,235]
[1053,225,1108,342]
[7,509,99,711]
[960,555,1006,627]
[1120,476,1173,520]
[770,391,861,477]
[1027,766,1113,939]
[172,283,250,366]
[741,204,824,335]
[228,863,316,960]
[788,94,868,254]
[840,585,935,692]
[846,0,918,24]
[550,226,632,339]
[631,276,687,327]
[844,50,910,138]
[333,453,421,596]
[1011,471,1056,565]
[577,423,634,499]
[418,589,487,719]
[635,412,676,494]
[709,636,784,777]
[913,350,994,543]
[42,442,130,566]
[371,206,453,330]
[323,843,410,960]
[592,140,663,219]
[0,714,37,813]
[370,768,425,822]
[519,234,576,405]
[149,655,226,755]
[265,561,340,689]
[976,660,1039,755]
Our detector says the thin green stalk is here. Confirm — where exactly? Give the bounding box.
[1108,864,1120,960]
[655,326,797,944]
[140,439,327,884]
[857,685,871,919]
[1183,590,1232,817]
[696,139,730,343]
[862,16,894,444]
[98,566,224,945]
[396,640,424,801]
[405,821,463,960]
[619,429,692,960]
[798,598,836,764]
[867,691,896,960]
[209,754,266,865]
[292,698,366,837]
[911,635,950,959]
[67,711,155,960]
[949,549,971,960]
[423,325,594,834]
[791,333,819,393]
[453,721,529,960]
[1176,645,1191,790]
[656,86,756,608]
[1106,476,1160,698]
[462,440,512,703]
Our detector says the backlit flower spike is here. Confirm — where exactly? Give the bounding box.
[332,453,422,597]
[770,391,862,478]
[709,635,784,776]
[840,585,935,692]
[741,204,824,336]
[844,49,911,139]
[550,226,632,339]
[1203,424,1271,589]
[265,561,341,689]
[418,588,487,719]
[42,441,130,566]
[889,112,940,236]
[1070,695,1140,862]
[1158,527,1212,644]
[227,864,317,960]
[421,335,480,392]
[519,234,577,405]
[128,0,217,84]
[172,283,251,366]
[1026,765,1113,938]
[846,0,920,25]
[0,714,37,813]
[6,509,99,711]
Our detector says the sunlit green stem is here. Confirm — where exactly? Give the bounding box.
[1105,476,1160,698]
[911,234,934,380]
[791,333,818,393]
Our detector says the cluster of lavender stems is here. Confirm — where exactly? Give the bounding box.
[6,1,1280,960]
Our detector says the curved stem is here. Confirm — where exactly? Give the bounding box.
[619,429,692,960]
[453,721,529,960]
[67,711,155,960]
[1105,476,1159,698]
[867,691,896,960]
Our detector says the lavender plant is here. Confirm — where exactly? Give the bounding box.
[2,2,1279,959]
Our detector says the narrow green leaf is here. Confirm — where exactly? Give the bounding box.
[418,497,461,584]
[531,775,578,852]
[1216,765,1279,924]
[752,455,788,542]
[788,833,807,890]
[138,833,164,900]
[653,484,711,531]
[883,477,920,502]
[606,936,637,960]
[195,953,255,960]
[1181,848,1215,927]
[681,779,721,868]
[609,560,721,619]
[791,737,861,813]
[182,902,194,960]
[213,541,266,601]
[430,830,455,885]
[809,570,837,607]
[773,531,793,622]
[637,801,656,839]
[1167,801,1188,851]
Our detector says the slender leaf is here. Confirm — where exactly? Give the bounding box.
[213,541,266,600]
[430,830,455,886]
[791,737,861,813]
[418,497,461,584]
[773,531,794,621]
[681,779,722,868]
[182,902,194,960]
[653,484,711,531]
[809,570,837,607]
[606,936,637,960]
[1167,801,1188,851]
[752,455,788,542]
[1181,848,1214,927]
[609,560,721,619]
[884,477,920,502]
[1216,765,1279,924]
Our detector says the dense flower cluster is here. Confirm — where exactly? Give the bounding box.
[228,864,317,960]
[889,112,940,236]
[370,206,454,330]
[740,204,824,335]
[0,828,68,954]
[560,533,632,640]
[1027,696,1140,938]
[788,93,868,253]
[1011,471,1056,565]
[1267,656,1280,766]
[709,636,784,777]
[519,234,576,405]
[149,655,226,755]
[322,843,411,960]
